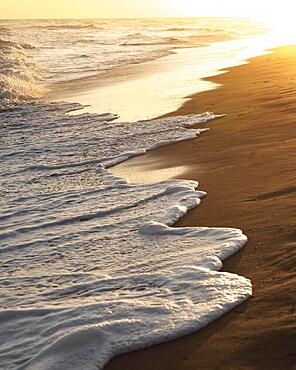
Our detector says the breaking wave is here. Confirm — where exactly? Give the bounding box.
[0,38,42,103]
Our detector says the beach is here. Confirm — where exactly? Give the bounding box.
[1,18,295,369]
[108,45,296,369]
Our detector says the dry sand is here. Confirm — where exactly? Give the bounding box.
[107,46,296,370]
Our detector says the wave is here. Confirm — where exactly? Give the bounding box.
[120,29,239,48]
[165,27,227,33]
[48,24,104,30]
[0,26,11,33]
[121,36,189,47]
[18,23,105,31]
[21,42,37,50]
[0,38,43,103]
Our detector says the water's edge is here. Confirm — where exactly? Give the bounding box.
[1,105,251,370]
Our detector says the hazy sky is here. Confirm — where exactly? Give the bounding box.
[0,0,294,20]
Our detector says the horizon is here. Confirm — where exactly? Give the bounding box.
[0,15,254,21]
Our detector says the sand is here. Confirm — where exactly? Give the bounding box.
[107,46,296,369]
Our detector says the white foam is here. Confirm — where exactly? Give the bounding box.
[0,38,42,102]
[0,103,250,370]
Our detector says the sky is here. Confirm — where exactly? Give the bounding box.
[0,0,295,22]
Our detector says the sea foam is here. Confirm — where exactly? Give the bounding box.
[0,102,251,369]
[0,38,42,102]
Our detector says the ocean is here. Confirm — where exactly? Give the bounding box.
[1,18,267,369]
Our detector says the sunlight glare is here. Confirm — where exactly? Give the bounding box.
[262,12,295,39]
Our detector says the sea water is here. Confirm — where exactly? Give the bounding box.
[0,18,265,369]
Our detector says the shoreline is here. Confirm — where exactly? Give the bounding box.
[45,32,276,122]
[108,45,296,369]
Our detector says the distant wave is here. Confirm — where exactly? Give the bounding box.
[48,24,105,30]
[165,27,204,32]
[0,26,11,33]
[21,42,37,49]
[165,27,226,33]
[0,37,36,50]
[19,23,105,31]
[121,29,239,48]
[121,36,189,47]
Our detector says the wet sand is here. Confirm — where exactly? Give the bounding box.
[107,46,296,369]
